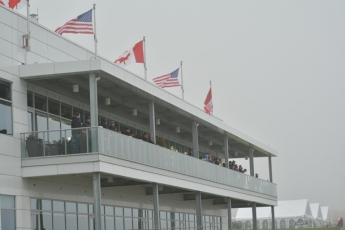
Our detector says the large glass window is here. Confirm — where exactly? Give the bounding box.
[0,80,12,135]
[30,198,222,230]
[0,79,11,100]
[61,103,72,119]
[48,98,60,116]
[35,93,47,111]
[0,195,16,230]
[27,90,33,107]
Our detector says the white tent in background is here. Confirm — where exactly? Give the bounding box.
[321,206,333,227]
[235,207,272,229]
[234,199,314,229]
[275,199,314,229]
[310,203,324,227]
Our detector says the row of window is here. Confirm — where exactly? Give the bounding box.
[27,90,195,153]
[0,195,16,230]
[31,198,221,230]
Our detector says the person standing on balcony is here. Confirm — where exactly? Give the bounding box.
[142,132,154,144]
[101,118,109,129]
[83,117,91,127]
[71,112,82,153]
[109,121,117,132]
[124,127,131,136]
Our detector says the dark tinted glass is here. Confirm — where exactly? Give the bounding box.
[0,79,11,101]
[0,100,12,135]
[27,91,33,107]
[61,103,72,119]
[35,94,47,111]
[48,98,60,116]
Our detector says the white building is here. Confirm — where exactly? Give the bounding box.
[309,203,323,228]
[0,5,278,230]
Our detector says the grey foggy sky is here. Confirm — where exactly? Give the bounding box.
[19,1,345,214]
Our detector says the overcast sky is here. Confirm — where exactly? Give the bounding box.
[19,0,345,215]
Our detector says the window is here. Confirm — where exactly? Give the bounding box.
[0,195,16,230]
[0,79,12,135]
[35,93,47,111]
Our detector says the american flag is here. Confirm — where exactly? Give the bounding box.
[55,9,93,35]
[153,68,181,88]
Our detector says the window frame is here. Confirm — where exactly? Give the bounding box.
[0,78,13,136]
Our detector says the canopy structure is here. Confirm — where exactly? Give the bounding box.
[321,206,333,226]
[236,207,271,221]
[310,203,323,227]
[275,199,312,219]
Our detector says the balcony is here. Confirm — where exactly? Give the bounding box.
[20,127,277,199]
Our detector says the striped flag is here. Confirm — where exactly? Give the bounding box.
[153,68,181,88]
[55,9,93,35]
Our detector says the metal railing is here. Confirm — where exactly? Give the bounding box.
[20,127,277,197]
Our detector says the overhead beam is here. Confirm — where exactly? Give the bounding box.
[184,193,221,201]
[146,187,190,195]
[101,178,150,187]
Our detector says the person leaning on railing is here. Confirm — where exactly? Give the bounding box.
[71,112,82,153]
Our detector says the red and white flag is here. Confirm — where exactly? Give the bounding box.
[204,87,213,115]
[1,0,26,10]
[114,40,144,67]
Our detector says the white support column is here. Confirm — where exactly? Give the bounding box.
[252,203,257,230]
[249,146,255,176]
[268,156,273,182]
[89,73,99,152]
[227,198,232,230]
[89,73,98,127]
[195,191,203,230]
[271,206,276,230]
[149,101,156,144]
[224,135,229,168]
[153,183,160,230]
[93,172,102,230]
[192,121,199,158]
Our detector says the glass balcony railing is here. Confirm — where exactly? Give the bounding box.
[20,127,277,197]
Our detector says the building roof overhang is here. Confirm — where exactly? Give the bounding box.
[19,59,278,158]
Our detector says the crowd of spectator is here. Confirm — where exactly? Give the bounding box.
[71,112,259,177]
[200,153,251,175]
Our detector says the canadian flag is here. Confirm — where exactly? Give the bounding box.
[1,0,27,10]
[114,40,144,67]
[204,87,213,115]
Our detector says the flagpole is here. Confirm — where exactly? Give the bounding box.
[143,36,147,80]
[93,4,98,59]
[181,61,185,100]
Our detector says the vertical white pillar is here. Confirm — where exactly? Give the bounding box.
[153,183,160,230]
[93,172,102,230]
[227,198,232,230]
[195,191,203,230]
[192,121,199,158]
[268,156,273,182]
[149,101,156,144]
[89,73,99,152]
[224,135,229,168]
[252,203,257,230]
[271,206,276,230]
[249,146,255,176]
